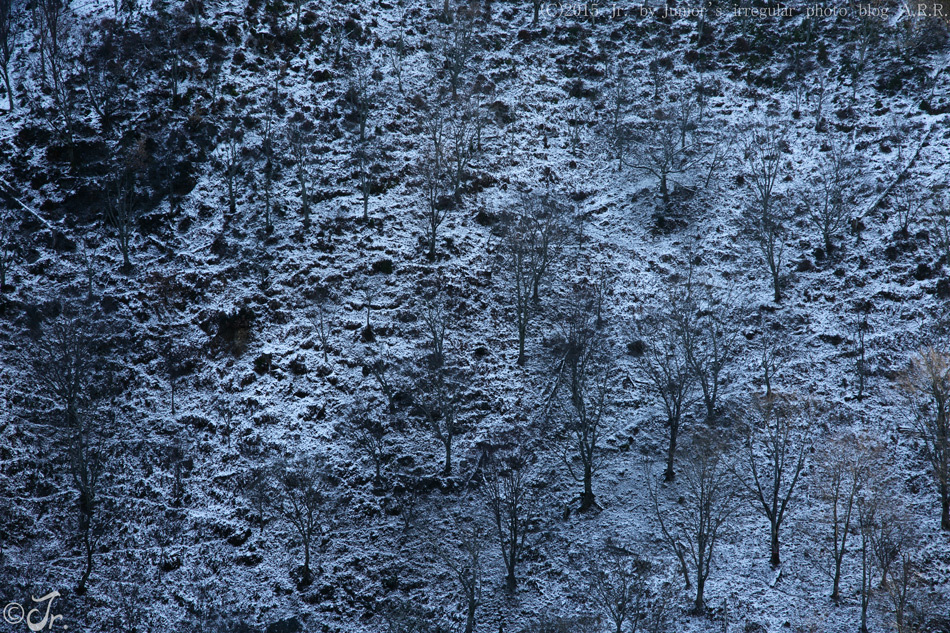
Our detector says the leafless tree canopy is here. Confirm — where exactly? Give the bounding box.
[736,394,811,567]
[0,0,20,110]
[276,458,327,587]
[650,435,739,614]
[741,125,790,302]
[484,450,535,592]
[587,546,668,633]
[900,347,950,530]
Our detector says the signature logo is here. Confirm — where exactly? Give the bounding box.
[3,592,66,631]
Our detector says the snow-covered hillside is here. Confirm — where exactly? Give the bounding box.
[1,0,950,631]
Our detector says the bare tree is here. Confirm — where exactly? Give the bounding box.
[532,0,543,26]
[361,278,378,341]
[867,490,912,590]
[627,95,707,211]
[30,308,119,594]
[847,9,882,106]
[736,394,810,567]
[885,550,931,633]
[419,134,450,261]
[681,269,741,423]
[855,477,892,633]
[445,102,479,199]
[420,292,449,368]
[387,30,406,95]
[71,407,113,594]
[567,101,590,158]
[104,172,138,272]
[216,119,243,223]
[846,466,909,633]
[0,0,20,110]
[412,357,466,476]
[646,45,673,101]
[854,493,874,632]
[757,328,789,399]
[484,450,535,592]
[277,458,326,586]
[893,180,924,239]
[78,24,135,134]
[501,209,536,366]
[741,125,789,303]
[517,190,572,303]
[166,38,183,109]
[588,547,667,633]
[811,70,829,132]
[345,400,388,485]
[555,293,610,512]
[238,464,274,534]
[308,289,332,363]
[438,4,474,99]
[806,140,859,256]
[326,19,353,66]
[434,520,483,633]
[899,346,950,530]
[630,286,698,481]
[346,58,378,222]
[31,309,99,429]
[0,226,11,293]
[184,0,203,29]
[287,119,314,229]
[649,435,739,613]
[814,432,876,602]
[346,60,372,144]
[33,0,74,135]
[364,342,401,414]
[259,115,277,233]
[290,0,303,30]
[213,393,235,448]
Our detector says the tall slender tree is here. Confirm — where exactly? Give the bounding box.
[0,0,19,110]
[736,394,811,567]
[484,451,535,592]
[742,125,789,302]
[900,347,950,530]
[650,435,739,613]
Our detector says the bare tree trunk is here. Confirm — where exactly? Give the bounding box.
[771,261,781,303]
[664,421,678,482]
[362,175,369,222]
[78,527,93,594]
[832,550,844,601]
[770,524,780,567]
[227,174,235,219]
[505,569,516,592]
[1,69,11,110]
[581,463,594,511]
[465,607,475,633]
[302,537,312,585]
[694,574,705,614]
